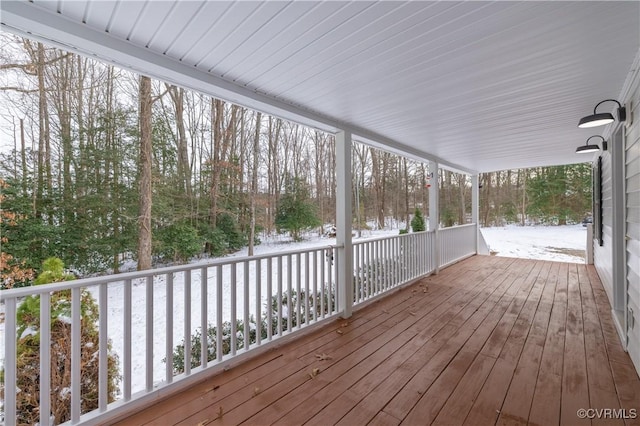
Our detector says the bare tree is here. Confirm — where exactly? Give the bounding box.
[137,75,153,270]
[166,84,192,199]
[209,99,237,227]
[248,112,262,256]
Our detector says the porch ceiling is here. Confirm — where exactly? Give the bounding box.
[2,1,639,173]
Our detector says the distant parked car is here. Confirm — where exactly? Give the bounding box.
[582,214,593,227]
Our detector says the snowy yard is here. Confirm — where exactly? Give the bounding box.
[480,224,587,263]
[0,224,588,401]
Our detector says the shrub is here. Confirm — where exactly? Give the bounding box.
[275,176,321,241]
[5,258,120,424]
[411,208,426,232]
[199,225,228,257]
[155,223,202,262]
[217,213,247,251]
[171,286,336,374]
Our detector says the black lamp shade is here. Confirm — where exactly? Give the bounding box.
[578,112,615,128]
[576,144,600,154]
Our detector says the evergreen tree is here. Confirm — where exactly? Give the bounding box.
[275,176,321,241]
[411,208,425,232]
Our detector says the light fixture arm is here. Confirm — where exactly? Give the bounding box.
[585,135,605,145]
[592,99,626,122]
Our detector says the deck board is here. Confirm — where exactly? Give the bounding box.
[110,256,640,426]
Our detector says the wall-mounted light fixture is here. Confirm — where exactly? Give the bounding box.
[576,135,607,154]
[578,99,626,128]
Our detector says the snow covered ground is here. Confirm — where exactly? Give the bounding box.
[480,224,587,263]
[0,224,587,402]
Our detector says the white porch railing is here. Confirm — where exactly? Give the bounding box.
[439,223,478,268]
[353,231,435,305]
[0,226,476,425]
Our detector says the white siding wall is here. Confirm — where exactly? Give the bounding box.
[593,56,640,377]
[626,84,640,375]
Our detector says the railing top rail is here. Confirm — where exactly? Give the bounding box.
[439,223,476,231]
[352,230,434,246]
[0,243,344,299]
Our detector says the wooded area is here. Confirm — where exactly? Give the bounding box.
[0,34,592,285]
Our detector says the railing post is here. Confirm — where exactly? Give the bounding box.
[586,223,594,264]
[472,174,479,254]
[336,130,353,318]
[5,298,17,425]
[40,292,51,425]
[429,161,440,273]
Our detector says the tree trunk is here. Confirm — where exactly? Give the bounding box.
[267,117,283,233]
[521,169,527,226]
[458,174,466,224]
[314,131,324,234]
[209,100,237,228]
[248,112,262,256]
[137,76,153,271]
[20,118,27,197]
[370,148,388,229]
[209,99,223,227]
[35,42,48,219]
[168,85,192,199]
[403,158,410,228]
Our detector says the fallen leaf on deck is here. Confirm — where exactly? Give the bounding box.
[253,386,261,396]
[315,353,332,361]
[409,311,416,316]
[417,390,424,395]
[341,322,349,327]
[336,329,343,335]
[308,367,321,379]
[217,406,224,419]
[382,309,389,314]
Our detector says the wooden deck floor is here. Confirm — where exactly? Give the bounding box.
[112,256,640,426]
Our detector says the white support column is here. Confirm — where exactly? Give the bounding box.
[471,174,479,254]
[336,130,353,318]
[428,161,440,273]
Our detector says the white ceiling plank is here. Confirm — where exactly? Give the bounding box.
[127,1,175,46]
[178,1,259,66]
[83,1,118,30]
[231,1,343,85]
[163,1,232,58]
[106,1,147,39]
[234,1,355,86]
[255,1,405,95]
[146,2,212,54]
[198,2,291,71]
[214,2,320,80]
